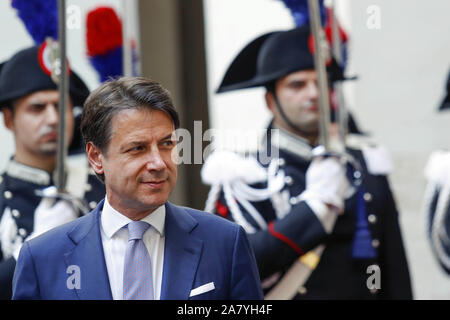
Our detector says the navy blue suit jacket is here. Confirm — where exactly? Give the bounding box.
[12,201,263,300]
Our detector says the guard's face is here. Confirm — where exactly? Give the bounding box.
[4,89,74,159]
[266,69,320,137]
[87,108,177,218]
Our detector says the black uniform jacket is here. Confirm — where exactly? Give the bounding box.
[203,129,413,299]
[0,159,105,299]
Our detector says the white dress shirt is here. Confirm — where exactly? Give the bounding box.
[100,197,166,300]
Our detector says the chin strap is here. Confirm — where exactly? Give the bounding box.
[272,91,317,142]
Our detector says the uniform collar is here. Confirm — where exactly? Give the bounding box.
[6,159,52,185]
[268,127,313,161]
[101,196,166,239]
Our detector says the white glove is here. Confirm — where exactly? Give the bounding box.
[12,189,78,260]
[300,156,350,213]
[31,197,78,238]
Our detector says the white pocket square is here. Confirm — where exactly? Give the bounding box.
[189,282,215,297]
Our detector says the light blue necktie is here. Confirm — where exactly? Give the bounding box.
[123,221,154,300]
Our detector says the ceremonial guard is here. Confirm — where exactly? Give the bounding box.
[423,70,450,275]
[0,44,105,299]
[201,26,412,299]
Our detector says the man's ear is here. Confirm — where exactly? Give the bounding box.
[265,90,276,114]
[86,142,104,175]
[2,108,14,131]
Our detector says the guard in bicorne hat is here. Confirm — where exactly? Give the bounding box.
[0,43,105,299]
[201,25,412,299]
[423,69,450,275]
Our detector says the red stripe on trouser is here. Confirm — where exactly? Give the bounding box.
[268,222,304,255]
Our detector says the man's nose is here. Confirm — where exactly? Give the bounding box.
[306,81,319,100]
[44,103,59,125]
[145,148,167,172]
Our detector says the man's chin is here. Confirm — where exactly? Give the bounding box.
[137,199,167,214]
[39,144,58,156]
[139,192,170,209]
[294,120,319,135]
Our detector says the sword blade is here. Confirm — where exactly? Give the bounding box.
[307,0,331,150]
[330,1,348,145]
[121,0,132,77]
[56,0,68,193]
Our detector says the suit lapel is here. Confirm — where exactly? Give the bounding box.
[64,200,113,300]
[160,202,203,300]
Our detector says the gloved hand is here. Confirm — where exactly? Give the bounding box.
[31,197,78,238]
[12,187,78,260]
[300,156,351,213]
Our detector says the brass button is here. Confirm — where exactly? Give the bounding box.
[18,228,27,237]
[298,286,307,295]
[4,191,12,199]
[368,214,377,224]
[284,176,293,185]
[12,209,21,218]
[364,193,373,202]
[372,239,380,248]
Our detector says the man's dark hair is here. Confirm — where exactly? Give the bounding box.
[81,76,180,153]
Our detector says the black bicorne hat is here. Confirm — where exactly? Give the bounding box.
[0,44,89,108]
[217,25,348,94]
[439,70,450,111]
[0,44,90,154]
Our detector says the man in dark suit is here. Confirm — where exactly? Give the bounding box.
[201,26,412,299]
[12,76,263,300]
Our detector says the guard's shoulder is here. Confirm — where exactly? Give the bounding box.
[346,134,393,175]
[66,154,90,198]
[346,133,379,150]
[201,150,267,186]
[66,154,106,207]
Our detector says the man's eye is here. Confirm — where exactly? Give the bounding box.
[162,140,174,147]
[289,81,306,89]
[29,104,46,112]
[128,146,144,152]
[28,103,59,112]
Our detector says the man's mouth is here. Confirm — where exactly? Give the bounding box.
[142,179,167,189]
[302,101,318,112]
[41,131,58,142]
[307,105,319,112]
